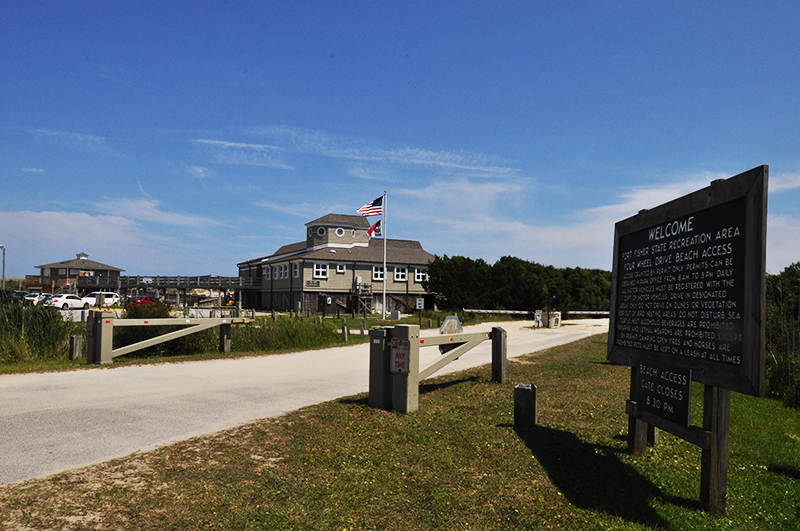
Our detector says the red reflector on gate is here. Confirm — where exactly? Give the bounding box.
[105,321,110,324]
[144,321,149,324]
[419,339,425,344]
[450,338,454,342]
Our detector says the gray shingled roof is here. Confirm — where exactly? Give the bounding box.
[36,254,124,272]
[305,214,370,228]
[240,238,433,267]
[300,238,433,265]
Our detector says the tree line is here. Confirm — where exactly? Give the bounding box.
[766,262,800,407]
[422,255,612,314]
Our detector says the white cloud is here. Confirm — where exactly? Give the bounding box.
[254,200,323,218]
[193,139,294,170]
[28,129,131,159]
[245,125,519,176]
[770,172,800,193]
[397,171,797,272]
[186,165,211,179]
[21,168,45,173]
[91,198,227,228]
[766,214,800,273]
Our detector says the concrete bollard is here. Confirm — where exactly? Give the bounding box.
[514,383,538,430]
[342,321,349,341]
[360,321,365,336]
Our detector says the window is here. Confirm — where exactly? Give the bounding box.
[372,266,384,281]
[264,266,271,280]
[335,227,345,237]
[394,266,407,282]
[337,263,346,274]
[281,264,288,279]
[314,263,328,279]
[316,227,326,237]
[293,263,300,278]
[415,268,428,282]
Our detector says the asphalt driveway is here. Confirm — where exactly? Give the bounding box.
[0,319,608,486]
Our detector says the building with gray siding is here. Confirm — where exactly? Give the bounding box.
[237,214,434,313]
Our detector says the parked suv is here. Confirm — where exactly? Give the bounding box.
[0,289,26,305]
[80,292,122,308]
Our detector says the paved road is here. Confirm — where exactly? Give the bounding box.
[0,319,608,486]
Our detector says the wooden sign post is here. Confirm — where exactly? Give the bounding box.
[608,166,768,514]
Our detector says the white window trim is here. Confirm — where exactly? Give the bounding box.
[394,266,407,282]
[314,263,329,279]
[264,267,271,280]
[336,263,346,274]
[415,268,428,283]
[293,263,300,278]
[372,266,384,281]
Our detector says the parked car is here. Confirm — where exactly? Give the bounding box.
[0,289,26,305]
[80,292,122,308]
[46,294,85,310]
[126,295,159,307]
[24,292,45,305]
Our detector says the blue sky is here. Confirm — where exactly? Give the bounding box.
[2,1,799,278]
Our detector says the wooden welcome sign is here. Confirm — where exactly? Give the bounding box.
[608,165,768,514]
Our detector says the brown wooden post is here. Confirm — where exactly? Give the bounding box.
[491,327,507,383]
[628,366,647,455]
[701,385,731,514]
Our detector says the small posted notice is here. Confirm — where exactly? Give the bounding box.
[391,338,411,374]
[635,359,692,426]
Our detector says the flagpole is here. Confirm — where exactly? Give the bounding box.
[382,190,387,320]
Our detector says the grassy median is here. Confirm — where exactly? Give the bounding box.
[1,333,798,530]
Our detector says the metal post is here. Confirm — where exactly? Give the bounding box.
[69,335,84,360]
[88,311,114,364]
[391,325,420,414]
[491,327,507,383]
[219,323,232,353]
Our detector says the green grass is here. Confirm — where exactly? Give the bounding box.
[1,334,797,530]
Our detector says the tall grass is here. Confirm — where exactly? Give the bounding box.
[112,306,345,359]
[0,305,83,363]
[234,315,342,352]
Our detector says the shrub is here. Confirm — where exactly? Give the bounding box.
[0,305,83,363]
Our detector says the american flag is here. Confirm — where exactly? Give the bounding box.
[356,196,383,217]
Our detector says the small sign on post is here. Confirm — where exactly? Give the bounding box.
[635,360,692,427]
[391,337,411,374]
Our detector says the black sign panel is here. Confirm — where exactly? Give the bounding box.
[635,360,692,427]
[615,198,746,367]
[608,166,767,397]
